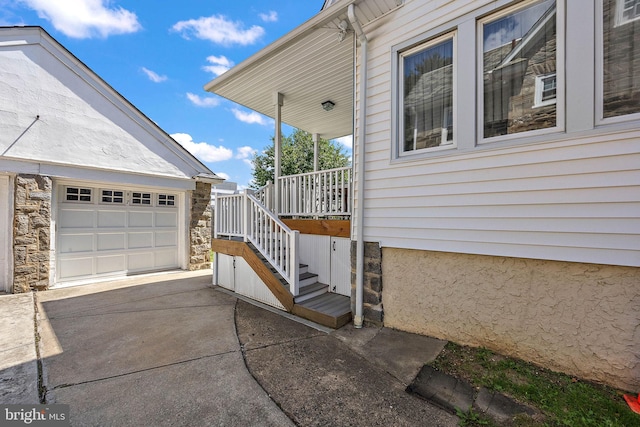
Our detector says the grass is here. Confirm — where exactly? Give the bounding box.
[430,342,639,427]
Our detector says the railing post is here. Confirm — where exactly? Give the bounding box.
[243,192,249,242]
[290,230,300,296]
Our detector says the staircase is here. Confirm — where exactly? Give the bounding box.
[245,242,352,329]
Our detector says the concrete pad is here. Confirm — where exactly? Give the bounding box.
[334,324,447,385]
[235,298,325,351]
[0,293,39,404]
[39,281,238,389]
[53,352,293,427]
[236,301,458,427]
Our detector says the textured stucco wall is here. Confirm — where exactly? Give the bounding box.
[382,248,640,391]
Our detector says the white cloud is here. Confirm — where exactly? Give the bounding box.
[236,146,257,166]
[171,133,233,162]
[171,15,264,46]
[141,67,167,83]
[202,55,234,76]
[19,0,141,38]
[259,11,278,23]
[334,135,353,149]
[186,92,220,108]
[231,108,270,125]
[215,172,230,181]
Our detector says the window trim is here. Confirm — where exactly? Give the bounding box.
[596,0,640,125]
[157,193,177,208]
[64,186,92,203]
[477,0,565,145]
[394,30,458,158]
[99,189,124,205]
[534,73,558,108]
[614,0,640,26]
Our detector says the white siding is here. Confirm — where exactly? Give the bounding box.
[355,0,640,267]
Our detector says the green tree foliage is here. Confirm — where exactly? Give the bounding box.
[250,129,350,188]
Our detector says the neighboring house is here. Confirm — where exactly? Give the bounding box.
[0,26,223,293]
[205,0,639,392]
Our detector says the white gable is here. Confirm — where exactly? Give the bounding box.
[0,27,217,185]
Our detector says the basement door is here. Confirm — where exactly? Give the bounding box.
[56,184,181,282]
[0,176,9,292]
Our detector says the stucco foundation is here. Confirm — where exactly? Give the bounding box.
[382,248,640,391]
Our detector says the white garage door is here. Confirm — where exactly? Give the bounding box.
[0,175,9,292]
[57,184,182,282]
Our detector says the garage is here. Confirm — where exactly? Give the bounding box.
[56,182,185,282]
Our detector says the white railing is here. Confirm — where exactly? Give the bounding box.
[215,192,299,296]
[250,181,274,211]
[278,166,351,217]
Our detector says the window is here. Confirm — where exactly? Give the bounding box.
[603,0,640,118]
[65,187,92,202]
[101,190,124,204]
[481,0,557,139]
[158,194,175,207]
[399,33,455,154]
[615,0,640,26]
[534,73,557,107]
[131,192,151,205]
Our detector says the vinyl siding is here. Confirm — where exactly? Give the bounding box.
[355,0,640,267]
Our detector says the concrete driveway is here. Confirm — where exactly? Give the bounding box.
[35,271,293,426]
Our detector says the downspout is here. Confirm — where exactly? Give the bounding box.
[348,4,367,329]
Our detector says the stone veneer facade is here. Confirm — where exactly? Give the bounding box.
[350,241,383,326]
[13,174,52,293]
[189,181,212,271]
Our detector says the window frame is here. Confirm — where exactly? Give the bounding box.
[99,189,124,205]
[157,193,176,207]
[614,0,640,26]
[596,0,640,125]
[64,186,92,203]
[534,73,558,107]
[394,30,458,158]
[476,0,565,145]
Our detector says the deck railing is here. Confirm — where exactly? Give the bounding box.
[278,166,351,217]
[214,192,299,296]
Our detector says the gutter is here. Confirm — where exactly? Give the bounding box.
[348,4,367,329]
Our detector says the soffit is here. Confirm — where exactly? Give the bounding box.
[204,0,402,140]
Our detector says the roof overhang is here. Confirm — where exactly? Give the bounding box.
[204,0,403,140]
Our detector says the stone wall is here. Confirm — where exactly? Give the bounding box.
[351,241,383,326]
[13,175,52,293]
[189,181,212,271]
[382,247,640,391]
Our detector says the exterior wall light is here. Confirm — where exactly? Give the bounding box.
[322,100,335,111]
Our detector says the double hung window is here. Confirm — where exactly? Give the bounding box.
[398,33,455,154]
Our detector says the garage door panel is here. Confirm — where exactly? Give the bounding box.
[128,232,153,249]
[155,250,177,268]
[59,209,94,229]
[59,234,93,253]
[129,211,154,227]
[156,211,177,227]
[96,254,126,274]
[59,257,94,278]
[97,233,126,251]
[128,252,154,271]
[97,210,126,227]
[155,231,177,247]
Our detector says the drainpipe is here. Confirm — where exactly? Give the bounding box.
[348,4,367,329]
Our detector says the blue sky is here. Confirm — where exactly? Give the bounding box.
[0,0,351,188]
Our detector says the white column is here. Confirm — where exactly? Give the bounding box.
[313,133,319,172]
[274,92,284,214]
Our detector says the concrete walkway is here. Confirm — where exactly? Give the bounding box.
[1,271,457,426]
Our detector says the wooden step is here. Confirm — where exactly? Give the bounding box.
[292,293,352,329]
[294,282,328,303]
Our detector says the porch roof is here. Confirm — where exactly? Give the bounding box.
[204,0,403,141]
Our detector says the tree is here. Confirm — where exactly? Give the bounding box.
[250,129,350,188]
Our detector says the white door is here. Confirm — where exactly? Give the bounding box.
[0,176,10,292]
[56,184,182,282]
[330,237,351,296]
